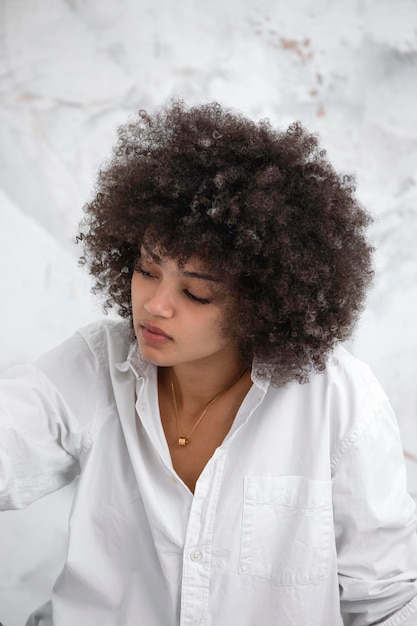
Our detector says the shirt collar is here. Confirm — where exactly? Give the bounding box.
[116,340,271,393]
[115,340,152,379]
[250,360,271,393]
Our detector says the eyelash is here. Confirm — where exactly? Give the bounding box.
[135,266,153,278]
[134,266,212,305]
[184,290,211,305]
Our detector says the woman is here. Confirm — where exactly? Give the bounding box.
[1,100,416,625]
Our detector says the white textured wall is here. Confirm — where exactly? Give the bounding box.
[1,0,417,623]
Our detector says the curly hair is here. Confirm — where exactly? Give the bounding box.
[77,99,373,386]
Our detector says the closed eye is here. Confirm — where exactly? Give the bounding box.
[134,262,212,304]
[183,289,211,305]
[134,265,154,278]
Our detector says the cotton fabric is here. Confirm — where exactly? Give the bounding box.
[1,319,417,625]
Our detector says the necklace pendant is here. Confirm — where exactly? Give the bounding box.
[178,436,188,446]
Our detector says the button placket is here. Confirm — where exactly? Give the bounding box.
[180,458,225,625]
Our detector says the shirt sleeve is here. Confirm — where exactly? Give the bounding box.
[332,387,417,626]
[0,332,101,510]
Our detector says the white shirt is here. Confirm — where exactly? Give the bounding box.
[1,319,417,626]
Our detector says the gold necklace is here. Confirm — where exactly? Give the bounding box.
[170,368,247,446]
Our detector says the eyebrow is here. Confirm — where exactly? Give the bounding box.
[181,270,220,282]
[142,244,221,283]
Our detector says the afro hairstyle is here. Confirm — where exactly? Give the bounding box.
[77,99,373,386]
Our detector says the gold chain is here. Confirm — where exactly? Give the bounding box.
[170,368,247,446]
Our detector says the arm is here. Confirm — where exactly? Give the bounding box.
[333,391,417,626]
[0,332,100,510]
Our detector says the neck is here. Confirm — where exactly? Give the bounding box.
[160,355,250,414]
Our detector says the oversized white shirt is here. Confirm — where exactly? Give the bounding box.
[1,319,417,626]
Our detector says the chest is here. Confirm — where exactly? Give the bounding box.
[157,371,255,493]
[159,397,237,493]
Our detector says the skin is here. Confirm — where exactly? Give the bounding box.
[131,246,236,375]
[131,246,253,492]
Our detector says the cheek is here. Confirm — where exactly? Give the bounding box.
[201,312,229,346]
[130,278,136,305]
[130,275,143,311]
[131,272,143,295]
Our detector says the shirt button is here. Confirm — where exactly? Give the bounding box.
[190,550,202,562]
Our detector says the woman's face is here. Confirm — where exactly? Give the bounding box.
[131,246,237,369]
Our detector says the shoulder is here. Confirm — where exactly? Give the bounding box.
[26,319,135,438]
[34,318,134,394]
[325,344,387,405]
[264,344,391,457]
[268,344,387,408]
[75,318,133,364]
[321,345,393,463]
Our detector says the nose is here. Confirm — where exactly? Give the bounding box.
[144,283,174,318]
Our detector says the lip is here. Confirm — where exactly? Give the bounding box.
[140,323,172,345]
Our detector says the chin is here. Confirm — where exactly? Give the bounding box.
[137,343,172,367]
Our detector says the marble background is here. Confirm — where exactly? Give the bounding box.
[1,0,417,623]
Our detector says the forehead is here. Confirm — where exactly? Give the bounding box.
[140,244,221,281]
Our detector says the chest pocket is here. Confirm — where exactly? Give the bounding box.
[239,475,333,586]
